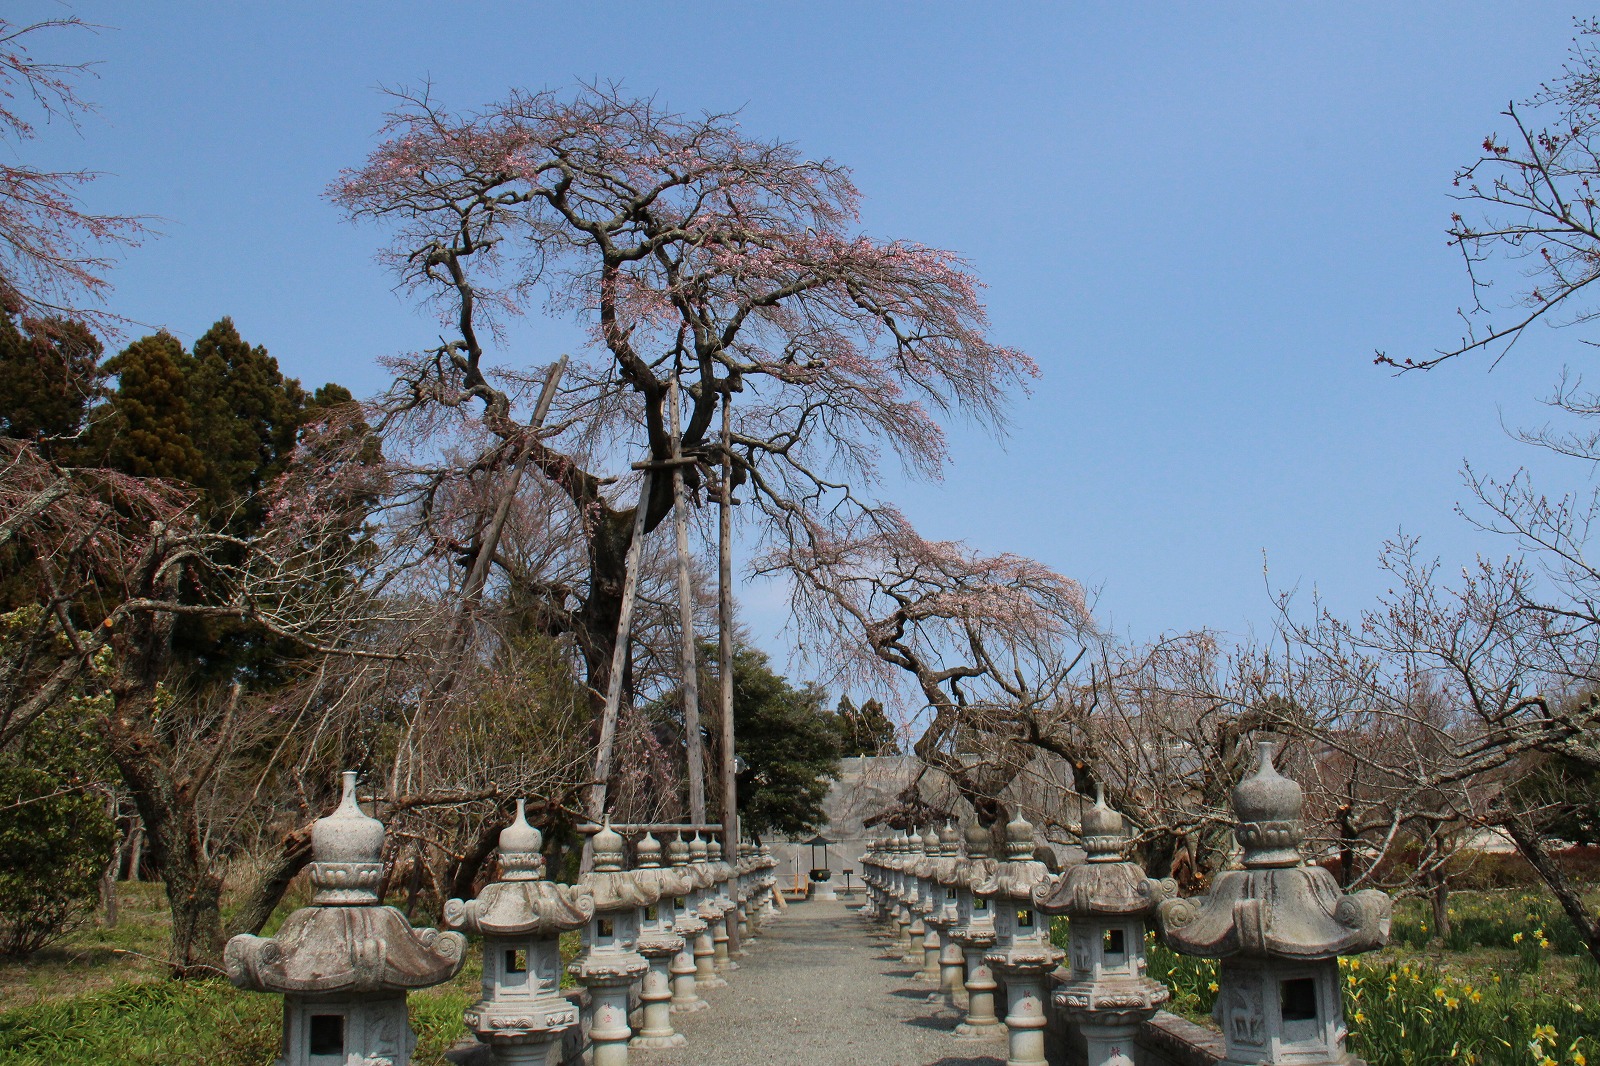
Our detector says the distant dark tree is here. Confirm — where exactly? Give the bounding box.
[1509,748,1600,846]
[0,310,101,451]
[94,331,205,483]
[723,644,841,838]
[833,694,898,757]
[187,317,306,524]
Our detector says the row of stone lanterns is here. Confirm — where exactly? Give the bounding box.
[227,776,778,1066]
[858,741,1394,1066]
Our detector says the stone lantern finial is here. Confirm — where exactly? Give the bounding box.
[1234,740,1304,868]
[1003,810,1034,860]
[688,832,708,864]
[922,823,940,855]
[592,816,625,872]
[498,799,545,881]
[965,820,994,859]
[636,831,663,868]
[1081,784,1126,863]
[309,770,385,905]
[938,819,961,856]
[667,832,690,867]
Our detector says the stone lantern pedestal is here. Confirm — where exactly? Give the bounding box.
[444,799,593,1066]
[1158,742,1391,1066]
[979,811,1064,1066]
[571,820,653,1066]
[951,821,1002,1038]
[1035,787,1173,1066]
[225,772,466,1066]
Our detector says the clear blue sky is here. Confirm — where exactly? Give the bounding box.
[15,2,1595,672]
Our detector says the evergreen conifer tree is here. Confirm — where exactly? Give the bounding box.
[95,332,205,483]
[187,317,304,524]
[0,312,103,454]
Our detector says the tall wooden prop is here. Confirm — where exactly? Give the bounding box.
[585,393,660,864]
[718,394,741,953]
[670,378,707,823]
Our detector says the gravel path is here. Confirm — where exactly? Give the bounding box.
[643,898,1005,1066]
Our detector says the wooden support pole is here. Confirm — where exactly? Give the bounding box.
[670,378,707,824]
[585,468,656,833]
[718,393,741,954]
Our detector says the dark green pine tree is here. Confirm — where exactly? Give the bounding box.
[723,643,842,838]
[0,313,104,455]
[186,317,306,525]
[94,332,206,483]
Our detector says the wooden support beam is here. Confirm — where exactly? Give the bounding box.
[671,377,707,824]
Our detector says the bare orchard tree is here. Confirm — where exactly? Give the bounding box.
[1379,19,1600,370]
[0,419,410,975]
[1276,537,1600,964]
[330,85,1036,758]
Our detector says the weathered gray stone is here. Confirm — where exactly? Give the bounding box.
[1158,742,1391,1066]
[445,799,593,1066]
[977,810,1064,1066]
[226,771,466,1066]
[571,818,654,1066]
[1036,786,1174,1066]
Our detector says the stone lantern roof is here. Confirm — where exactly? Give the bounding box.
[974,811,1054,901]
[444,800,594,936]
[1159,742,1391,960]
[1036,787,1173,917]
[226,772,466,995]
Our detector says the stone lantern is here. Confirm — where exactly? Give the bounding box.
[687,833,727,990]
[926,821,968,1002]
[889,830,913,957]
[627,832,688,1049]
[569,819,653,1066]
[913,824,944,980]
[1158,741,1392,1066]
[735,842,756,941]
[978,811,1064,1066]
[1034,787,1173,1066]
[664,834,709,1013]
[951,821,1002,1038]
[443,799,593,1066]
[706,834,739,969]
[225,771,466,1066]
[754,841,777,921]
[901,827,927,966]
[861,836,884,921]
